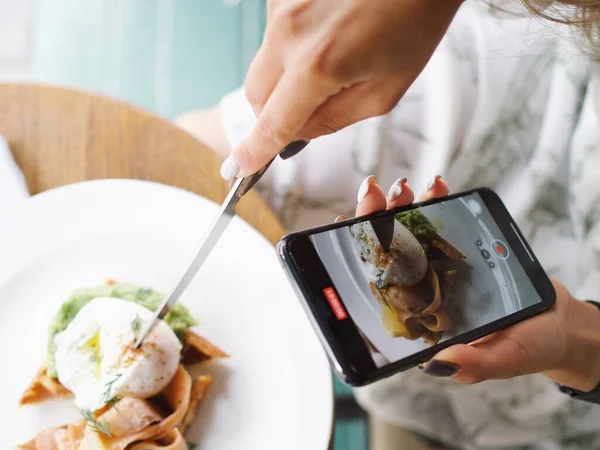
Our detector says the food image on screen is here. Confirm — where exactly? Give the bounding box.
[351,209,466,346]
[310,194,543,367]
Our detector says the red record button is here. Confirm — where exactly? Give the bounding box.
[491,239,509,259]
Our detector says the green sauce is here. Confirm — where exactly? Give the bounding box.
[46,283,197,378]
[395,210,437,250]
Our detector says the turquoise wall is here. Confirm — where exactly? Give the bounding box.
[33,0,266,118]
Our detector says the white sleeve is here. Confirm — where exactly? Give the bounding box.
[569,73,600,301]
[219,87,256,152]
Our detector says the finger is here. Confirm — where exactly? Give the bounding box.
[385,177,415,209]
[421,333,535,384]
[223,70,338,179]
[334,215,348,223]
[419,175,449,201]
[244,43,283,117]
[468,331,501,347]
[296,79,405,139]
[416,332,501,370]
[355,176,387,217]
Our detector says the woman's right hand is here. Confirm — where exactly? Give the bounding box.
[220,0,463,179]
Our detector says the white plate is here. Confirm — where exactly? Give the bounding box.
[0,179,333,449]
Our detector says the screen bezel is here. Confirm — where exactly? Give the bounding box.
[279,187,557,385]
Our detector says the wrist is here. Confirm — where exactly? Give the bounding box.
[544,297,600,391]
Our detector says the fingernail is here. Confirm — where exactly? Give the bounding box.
[420,360,459,377]
[387,177,408,202]
[335,215,348,223]
[280,139,310,160]
[220,156,240,180]
[427,175,442,192]
[357,175,377,204]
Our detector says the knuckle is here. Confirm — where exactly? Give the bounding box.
[244,82,266,114]
[310,119,343,136]
[270,0,311,39]
[306,40,351,87]
[255,118,287,147]
[308,44,338,80]
[244,83,259,107]
[505,337,533,377]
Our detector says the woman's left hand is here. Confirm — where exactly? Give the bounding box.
[345,175,600,392]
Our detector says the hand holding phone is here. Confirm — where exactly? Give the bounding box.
[278,181,558,386]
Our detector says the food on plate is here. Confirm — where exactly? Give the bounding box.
[20,366,205,449]
[45,282,197,378]
[351,209,464,345]
[17,280,226,450]
[54,297,183,411]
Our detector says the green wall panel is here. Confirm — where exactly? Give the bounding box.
[31,0,266,117]
[169,0,241,117]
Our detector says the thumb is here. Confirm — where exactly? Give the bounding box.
[422,336,535,384]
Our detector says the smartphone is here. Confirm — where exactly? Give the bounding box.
[277,187,556,386]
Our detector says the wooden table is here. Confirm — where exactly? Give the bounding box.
[0,83,285,244]
[0,83,335,449]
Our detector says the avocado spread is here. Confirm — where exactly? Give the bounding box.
[395,210,437,250]
[46,283,197,378]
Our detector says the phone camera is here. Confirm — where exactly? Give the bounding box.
[475,238,483,247]
[488,261,496,269]
[480,249,490,259]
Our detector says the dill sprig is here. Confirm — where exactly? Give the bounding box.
[131,315,142,336]
[99,373,122,405]
[375,268,386,290]
[374,269,393,310]
[80,408,112,437]
[106,395,121,410]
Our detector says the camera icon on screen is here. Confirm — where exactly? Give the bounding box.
[475,238,500,269]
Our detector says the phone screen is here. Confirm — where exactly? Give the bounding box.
[307,192,545,369]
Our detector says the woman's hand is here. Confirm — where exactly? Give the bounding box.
[220,0,463,179]
[348,175,600,392]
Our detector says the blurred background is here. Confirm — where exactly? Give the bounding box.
[0,0,367,448]
[0,0,262,117]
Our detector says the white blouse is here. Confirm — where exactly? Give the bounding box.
[219,2,600,448]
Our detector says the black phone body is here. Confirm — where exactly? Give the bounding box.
[277,188,556,386]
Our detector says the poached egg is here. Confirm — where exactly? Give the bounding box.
[54,297,182,412]
[352,220,428,286]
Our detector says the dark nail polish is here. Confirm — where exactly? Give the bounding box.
[280,140,310,160]
[421,360,459,377]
